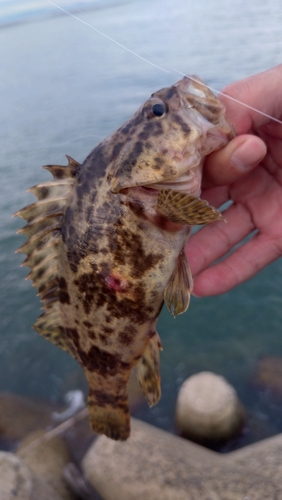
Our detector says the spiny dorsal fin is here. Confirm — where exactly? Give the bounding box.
[15,157,81,353]
[43,155,79,180]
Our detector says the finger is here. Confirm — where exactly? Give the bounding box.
[200,185,229,209]
[219,65,282,132]
[203,135,266,189]
[186,201,255,277]
[192,231,282,296]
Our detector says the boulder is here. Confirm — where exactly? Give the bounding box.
[175,372,245,443]
[17,430,75,500]
[253,355,282,396]
[82,418,219,500]
[0,451,62,500]
[81,418,282,500]
[0,392,60,442]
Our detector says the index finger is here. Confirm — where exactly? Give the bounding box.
[219,65,282,134]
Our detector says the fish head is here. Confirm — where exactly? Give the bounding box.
[110,75,233,197]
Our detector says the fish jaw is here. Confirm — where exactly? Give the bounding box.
[109,75,232,196]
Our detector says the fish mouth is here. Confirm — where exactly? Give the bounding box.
[122,172,201,205]
[123,165,202,199]
[122,185,160,201]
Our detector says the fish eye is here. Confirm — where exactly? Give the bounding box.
[142,99,168,119]
[152,103,165,117]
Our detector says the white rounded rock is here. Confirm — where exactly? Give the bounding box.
[175,371,245,443]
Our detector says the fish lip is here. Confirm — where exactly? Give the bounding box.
[121,185,160,199]
[120,174,198,198]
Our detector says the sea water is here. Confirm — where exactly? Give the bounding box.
[1,0,282,451]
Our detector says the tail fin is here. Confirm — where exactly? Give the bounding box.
[88,388,130,441]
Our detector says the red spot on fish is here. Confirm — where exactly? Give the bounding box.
[105,275,129,292]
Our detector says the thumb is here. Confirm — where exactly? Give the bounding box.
[203,135,267,188]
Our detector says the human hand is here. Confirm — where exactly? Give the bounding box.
[186,64,282,296]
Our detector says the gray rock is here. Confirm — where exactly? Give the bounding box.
[82,418,217,500]
[0,451,62,500]
[175,372,245,443]
[0,392,61,442]
[17,430,75,500]
[253,355,282,396]
[82,418,282,500]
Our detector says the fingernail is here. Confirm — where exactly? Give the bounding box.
[231,141,265,171]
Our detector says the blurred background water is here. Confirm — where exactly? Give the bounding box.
[1,0,282,451]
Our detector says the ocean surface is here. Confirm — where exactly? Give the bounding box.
[1,0,282,451]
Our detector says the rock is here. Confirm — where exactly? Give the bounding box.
[82,418,220,500]
[81,418,282,500]
[17,430,75,500]
[62,410,97,465]
[0,451,62,500]
[253,355,282,396]
[0,392,60,442]
[175,371,245,443]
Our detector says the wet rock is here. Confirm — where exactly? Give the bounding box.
[254,355,282,396]
[0,451,62,500]
[175,371,245,443]
[17,430,75,500]
[63,462,104,500]
[0,392,60,442]
[81,418,282,500]
[63,410,97,465]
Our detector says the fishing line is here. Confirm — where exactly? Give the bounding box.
[172,68,282,125]
[47,0,170,74]
[47,0,282,127]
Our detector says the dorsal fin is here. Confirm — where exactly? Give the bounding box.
[42,155,79,180]
[15,156,80,353]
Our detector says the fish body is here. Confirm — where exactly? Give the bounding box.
[16,76,232,440]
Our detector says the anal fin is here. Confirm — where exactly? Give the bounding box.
[136,333,162,407]
[164,250,193,317]
[156,189,225,225]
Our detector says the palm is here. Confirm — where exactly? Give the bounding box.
[186,127,282,296]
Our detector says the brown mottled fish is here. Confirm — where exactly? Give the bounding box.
[15,76,232,440]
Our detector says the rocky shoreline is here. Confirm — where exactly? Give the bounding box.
[2,416,282,500]
[1,371,282,500]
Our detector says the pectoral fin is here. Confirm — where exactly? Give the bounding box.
[136,333,162,407]
[156,189,224,225]
[165,250,193,317]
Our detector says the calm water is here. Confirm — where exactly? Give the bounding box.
[1,0,282,451]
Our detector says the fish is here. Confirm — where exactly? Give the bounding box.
[15,75,233,440]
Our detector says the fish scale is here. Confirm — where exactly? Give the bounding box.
[16,75,232,440]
